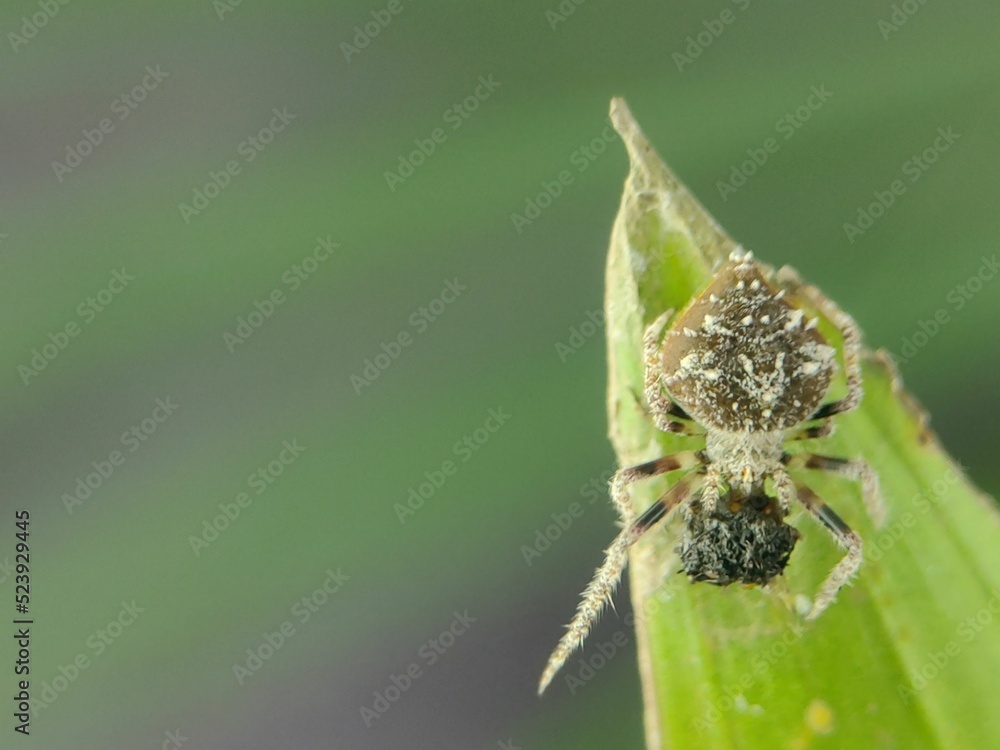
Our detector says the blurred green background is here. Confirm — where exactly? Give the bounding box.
[1,1,998,748]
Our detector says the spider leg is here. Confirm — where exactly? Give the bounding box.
[538,474,700,695]
[776,266,863,420]
[627,386,699,435]
[783,453,886,528]
[774,465,797,515]
[774,470,862,621]
[642,309,702,435]
[790,421,835,441]
[610,451,701,519]
[699,464,722,514]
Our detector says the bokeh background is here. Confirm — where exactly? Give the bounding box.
[2,1,998,748]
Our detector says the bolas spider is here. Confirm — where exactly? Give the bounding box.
[538,249,884,694]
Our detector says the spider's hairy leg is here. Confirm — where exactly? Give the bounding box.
[610,451,702,518]
[776,266,863,421]
[538,475,700,695]
[642,309,700,435]
[699,463,722,514]
[628,386,696,434]
[785,453,886,528]
[774,470,862,621]
[774,465,796,515]
[791,421,836,441]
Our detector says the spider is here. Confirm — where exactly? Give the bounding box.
[538,249,884,694]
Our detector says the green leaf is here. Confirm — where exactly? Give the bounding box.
[604,97,1000,749]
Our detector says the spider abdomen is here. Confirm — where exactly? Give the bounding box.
[660,257,837,432]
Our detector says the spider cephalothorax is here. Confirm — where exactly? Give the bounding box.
[538,249,884,694]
